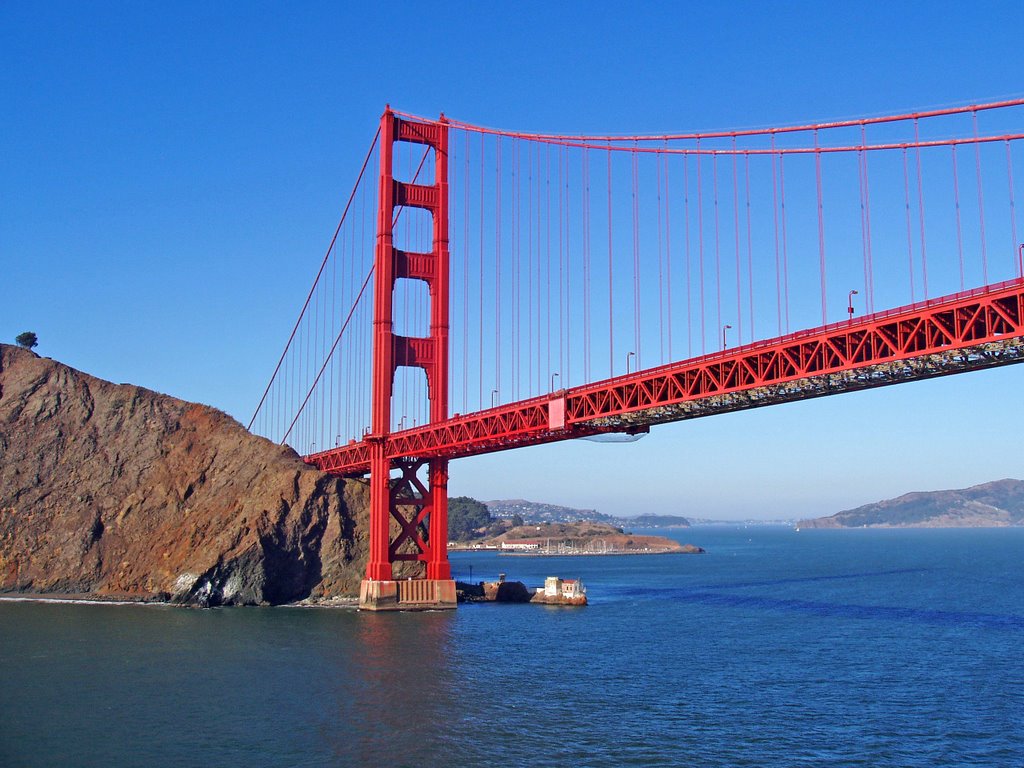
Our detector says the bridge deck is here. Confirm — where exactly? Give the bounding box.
[306,278,1024,476]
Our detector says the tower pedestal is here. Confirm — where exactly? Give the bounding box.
[359,579,457,611]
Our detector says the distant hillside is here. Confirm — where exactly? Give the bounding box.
[485,499,618,525]
[798,479,1024,528]
[485,499,692,528]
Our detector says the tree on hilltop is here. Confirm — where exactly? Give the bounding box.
[15,331,38,350]
[448,496,492,541]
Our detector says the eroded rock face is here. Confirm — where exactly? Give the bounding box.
[0,344,370,605]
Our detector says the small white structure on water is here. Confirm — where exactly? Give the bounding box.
[543,576,585,599]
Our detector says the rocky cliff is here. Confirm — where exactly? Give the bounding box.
[0,344,371,605]
[798,479,1024,528]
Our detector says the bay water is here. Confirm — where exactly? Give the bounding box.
[1,527,1022,767]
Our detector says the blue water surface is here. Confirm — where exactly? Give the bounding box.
[1,527,1022,767]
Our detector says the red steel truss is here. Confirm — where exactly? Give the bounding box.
[308,276,1024,476]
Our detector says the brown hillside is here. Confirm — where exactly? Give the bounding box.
[0,344,370,605]
[493,521,690,552]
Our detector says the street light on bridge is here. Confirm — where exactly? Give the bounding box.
[625,351,636,374]
[848,289,859,321]
[722,324,732,351]
[550,372,560,391]
[491,389,499,408]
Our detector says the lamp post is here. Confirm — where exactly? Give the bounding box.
[335,434,341,446]
[550,372,560,391]
[625,351,636,374]
[848,289,859,321]
[491,389,499,407]
[722,324,732,351]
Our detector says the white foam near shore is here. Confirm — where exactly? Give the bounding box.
[0,595,165,607]
[0,594,362,609]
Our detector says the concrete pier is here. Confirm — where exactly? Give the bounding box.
[358,579,457,611]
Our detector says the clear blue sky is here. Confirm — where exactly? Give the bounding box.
[3,1,1023,520]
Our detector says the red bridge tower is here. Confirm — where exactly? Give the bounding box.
[359,108,456,610]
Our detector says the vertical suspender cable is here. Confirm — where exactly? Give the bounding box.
[732,138,742,344]
[771,137,782,335]
[973,110,989,284]
[464,129,470,414]
[546,143,552,388]
[713,152,722,345]
[495,137,502,402]
[583,148,591,382]
[697,140,706,354]
[607,148,615,376]
[902,147,917,303]
[665,145,674,361]
[857,142,869,314]
[540,143,546,393]
[779,152,790,333]
[684,153,693,357]
[561,143,569,385]
[564,145,571,385]
[914,118,929,298]
[657,146,665,362]
[951,145,966,290]
[602,147,610,376]
[511,139,518,400]
[744,152,754,341]
[529,140,536,395]
[814,128,827,325]
[632,142,642,366]
[860,125,875,313]
[327,224,337,443]
[478,133,485,409]
[536,142,542,393]
[1006,140,1019,277]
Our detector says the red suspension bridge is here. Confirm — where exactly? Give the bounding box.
[250,100,1024,609]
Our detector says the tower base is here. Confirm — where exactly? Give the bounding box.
[359,579,458,611]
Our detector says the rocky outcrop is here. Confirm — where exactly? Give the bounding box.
[798,479,1024,528]
[0,344,370,605]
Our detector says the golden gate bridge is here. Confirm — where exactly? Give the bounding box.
[249,100,1024,609]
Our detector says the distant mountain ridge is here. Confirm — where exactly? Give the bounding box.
[798,479,1024,528]
[625,514,691,528]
